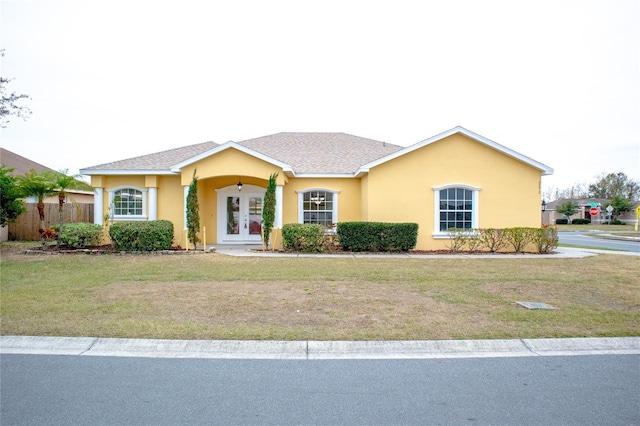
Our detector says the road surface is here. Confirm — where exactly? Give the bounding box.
[2,354,638,425]
[558,232,640,252]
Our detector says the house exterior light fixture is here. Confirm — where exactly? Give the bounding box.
[541,200,547,212]
[237,178,243,192]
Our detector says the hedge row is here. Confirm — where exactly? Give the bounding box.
[282,222,419,253]
[109,220,174,251]
[446,227,558,254]
[337,222,418,252]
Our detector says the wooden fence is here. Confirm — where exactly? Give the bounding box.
[8,203,94,241]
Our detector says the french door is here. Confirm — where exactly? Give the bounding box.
[217,185,264,243]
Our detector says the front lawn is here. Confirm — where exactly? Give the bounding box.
[1,249,638,340]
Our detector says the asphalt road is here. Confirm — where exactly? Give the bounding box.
[558,232,640,252]
[2,354,638,425]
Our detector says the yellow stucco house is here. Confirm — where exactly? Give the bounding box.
[79,126,553,250]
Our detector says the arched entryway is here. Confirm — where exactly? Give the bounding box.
[216,184,265,244]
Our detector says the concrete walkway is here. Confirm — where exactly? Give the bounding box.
[209,245,640,258]
[1,336,638,359]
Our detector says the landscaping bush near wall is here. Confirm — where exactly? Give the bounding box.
[58,223,102,248]
[108,220,174,251]
[337,222,418,252]
[446,227,558,254]
[282,223,325,253]
[571,218,590,225]
[555,218,569,225]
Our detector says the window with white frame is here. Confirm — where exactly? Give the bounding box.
[434,185,480,232]
[108,187,147,220]
[298,189,338,229]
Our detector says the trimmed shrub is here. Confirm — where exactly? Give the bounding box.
[478,228,507,253]
[282,223,324,253]
[555,218,569,225]
[611,219,625,225]
[58,223,102,248]
[109,220,174,251]
[532,227,558,254]
[571,218,590,225]
[337,222,418,252]
[445,228,467,253]
[503,227,535,253]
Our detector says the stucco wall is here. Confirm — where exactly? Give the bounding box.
[281,177,362,226]
[91,136,545,251]
[365,133,543,250]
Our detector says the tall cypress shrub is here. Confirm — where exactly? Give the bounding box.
[186,170,200,249]
[262,172,278,249]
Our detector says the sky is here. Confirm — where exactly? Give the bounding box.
[1,0,638,197]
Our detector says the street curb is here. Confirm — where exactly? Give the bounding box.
[1,336,638,359]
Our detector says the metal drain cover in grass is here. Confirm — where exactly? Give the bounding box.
[516,301,557,310]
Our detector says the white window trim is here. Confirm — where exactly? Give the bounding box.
[107,186,148,221]
[296,188,340,227]
[432,184,481,239]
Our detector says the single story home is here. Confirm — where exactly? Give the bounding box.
[79,126,553,250]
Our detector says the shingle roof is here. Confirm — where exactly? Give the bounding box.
[81,133,403,174]
[0,148,57,175]
[237,132,403,174]
[81,141,219,171]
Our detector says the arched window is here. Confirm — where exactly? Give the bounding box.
[297,189,339,229]
[108,186,147,220]
[433,185,480,234]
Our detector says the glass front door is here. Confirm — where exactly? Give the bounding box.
[218,186,264,243]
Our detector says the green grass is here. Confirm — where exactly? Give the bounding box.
[1,249,639,340]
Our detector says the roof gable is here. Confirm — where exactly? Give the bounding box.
[170,141,294,174]
[357,126,554,176]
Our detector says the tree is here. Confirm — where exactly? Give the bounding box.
[0,50,31,128]
[262,172,278,250]
[588,172,640,200]
[0,165,26,226]
[15,169,56,233]
[50,169,84,246]
[556,200,579,221]
[606,195,633,220]
[186,170,200,249]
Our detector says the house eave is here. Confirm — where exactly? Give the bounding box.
[79,169,177,176]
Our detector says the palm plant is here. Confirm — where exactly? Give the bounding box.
[16,169,56,235]
[50,169,85,245]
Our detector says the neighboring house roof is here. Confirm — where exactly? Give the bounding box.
[79,127,553,177]
[546,198,609,209]
[547,198,640,209]
[0,148,56,175]
[1,147,94,193]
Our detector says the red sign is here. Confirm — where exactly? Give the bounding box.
[590,207,599,216]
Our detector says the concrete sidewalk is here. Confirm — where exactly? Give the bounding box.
[209,245,640,258]
[1,336,638,359]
